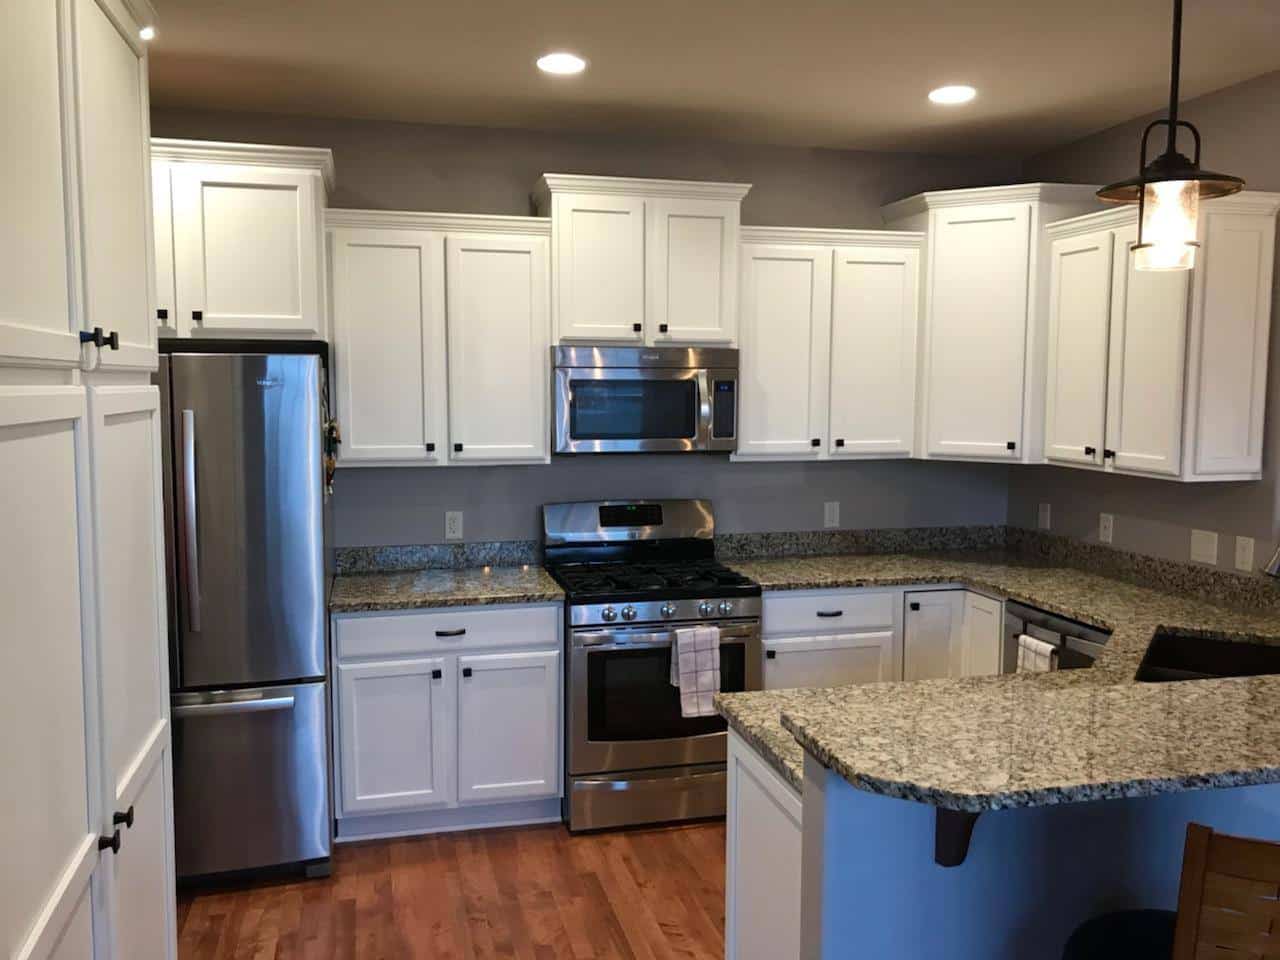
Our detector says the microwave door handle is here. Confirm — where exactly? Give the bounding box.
[696,369,712,447]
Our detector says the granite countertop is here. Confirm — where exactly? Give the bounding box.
[717,552,1280,805]
[330,565,563,612]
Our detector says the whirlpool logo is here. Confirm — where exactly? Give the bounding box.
[256,377,283,389]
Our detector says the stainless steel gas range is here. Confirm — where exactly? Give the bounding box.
[542,499,762,832]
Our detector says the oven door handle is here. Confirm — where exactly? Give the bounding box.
[573,625,757,650]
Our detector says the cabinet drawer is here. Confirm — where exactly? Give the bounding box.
[335,604,560,660]
[762,590,896,634]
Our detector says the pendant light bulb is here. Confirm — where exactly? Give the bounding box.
[1136,179,1199,271]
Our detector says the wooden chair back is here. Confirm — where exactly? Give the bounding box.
[1173,822,1280,958]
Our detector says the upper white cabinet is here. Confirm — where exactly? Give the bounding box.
[152,140,334,339]
[1043,192,1280,481]
[882,184,1100,463]
[735,227,923,461]
[535,174,750,346]
[327,211,552,467]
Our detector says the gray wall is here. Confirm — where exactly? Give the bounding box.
[152,107,1018,546]
[1009,70,1280,569]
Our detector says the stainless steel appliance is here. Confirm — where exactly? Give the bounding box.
[1003,601,1110,673]
[157,342,331,879]
[552,345,738,453]
[543,499,762,831]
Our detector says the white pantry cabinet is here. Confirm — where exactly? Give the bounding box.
[1044,192,1280,481]
[904,589,1004,680]
[152,140,334,339]
[735,227,923,461]
[882,184,1100,463]
[535,174,750,346]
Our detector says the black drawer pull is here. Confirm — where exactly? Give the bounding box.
[632,323,642,332]
[431,668,442,679]
[157,308,169,321]
[435,628,465,638]
[765,650,777,660]
[113,806,134,829]
[1006,441,1017,451]
[659,323,669,333]
[816,610,844,618]
[192,310,203,322]
[835,438,845,448]
[98,830,121,855]
[909,602,921,611]
[462,667,473,678]
[453,442,463,452]
[1084,445,1096,456]
[810,438,820,447]
[426,442,435,452]
[1103,448,1116,459]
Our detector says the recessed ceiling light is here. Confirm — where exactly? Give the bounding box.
[928,84,976,105]
[139,25,156,41]
[537,52,587,76]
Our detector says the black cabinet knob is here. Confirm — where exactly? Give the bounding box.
[105,330,119,351]
[453,443,463,452]
[192,310,203,322]
[1084,446,1096,456]
[909,602,921,611]
[462,667,473,678]
[659,323,669,333]
[431,668,442,679]
[810,438,820,447]
[112,806,134,829]
[632,323,642,332]
[1006,441,1017,451]
[765,650,777,660]
[79,326,105,347]
[835,438,845,448]
[425,442,435,452]
[157,308,169,321]
[98,830,121,855]
[1103,449,1116,459]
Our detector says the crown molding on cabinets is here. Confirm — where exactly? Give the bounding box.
[880,182,1101,223]
[534,172,752,208]
[1046,190,1280,242]
[151,138,336,191]
[740,225,924,247]
[324,208,551,236]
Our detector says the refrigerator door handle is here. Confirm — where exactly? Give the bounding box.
[173,695,295,718]
[181,408,202,633]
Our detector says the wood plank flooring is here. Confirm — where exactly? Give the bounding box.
[177,821,727,960]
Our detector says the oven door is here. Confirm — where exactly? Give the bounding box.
[568,620,762,775]
[554,366,710,453]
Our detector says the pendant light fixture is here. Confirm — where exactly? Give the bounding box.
[1096,0,1243,271]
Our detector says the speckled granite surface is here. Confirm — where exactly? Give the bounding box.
[330,565,562,612]
[717,552,1280,809]
[334,540,541,574]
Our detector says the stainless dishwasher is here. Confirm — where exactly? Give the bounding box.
[1003,601,1110,673]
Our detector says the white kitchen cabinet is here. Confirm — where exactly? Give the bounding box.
[736,227,924,461]
[882,184,1100,463]
[1043,192,1279,481]
[960,592,1004,678]
[763,632,897,689]
[152,140,333,339]
[445,232,550,463]
[536,174,750,345]
[457,650,560,804]
[903,590,965,681]
[726,729,802,960]
[337,657,455,814]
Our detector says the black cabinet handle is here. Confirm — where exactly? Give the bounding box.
[453,443,463,452]
[105,330,119,351]
[435,628,465,638]
[835,438,845,448]
[462,667,473,678]
[431,668,442,679]
[659,323,669,333]
[1103,449,1116,459]
[816,610,844,618]
[1084,446,1096,456]
[112,806,134,829]
[192,310,203,322]
[1006,441,1017,451]
[98,830,121,855]
[811,438,820,447]
[80,326,106,347]
[157,308,169,321]
[765,650,777,660]
[426,442,435,452]
[909,602,921,611]
[632,323,642,332]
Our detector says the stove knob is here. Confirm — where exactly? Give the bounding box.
[698,600,714,616]
[621,605,637,621]
[718,600,733,616]
[659,603,677,618]
[601,606,618,622]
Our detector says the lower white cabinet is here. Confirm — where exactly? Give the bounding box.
[763,632,896,689]
[904,589,1005,680]
[960,592,1004,678]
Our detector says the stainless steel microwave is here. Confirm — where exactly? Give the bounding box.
[552,345,738,453]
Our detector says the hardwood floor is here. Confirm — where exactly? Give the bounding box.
[177,821,727,960]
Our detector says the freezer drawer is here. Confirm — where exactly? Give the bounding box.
[172,682,330,878]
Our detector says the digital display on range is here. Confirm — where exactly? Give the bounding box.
[599,504,663,528]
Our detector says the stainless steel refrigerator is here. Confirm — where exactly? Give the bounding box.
[157,343,331,879]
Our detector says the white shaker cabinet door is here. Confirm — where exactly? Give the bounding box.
[331,228,448,464]
[445,233,550,463]
[107,750,174,960]
[171,163,322,336]
[903,590,964,681]
[924,203,1030,460]
[456,650,560,805]
[763,632,898,689]
[1044,229,1113,467]
[737,244,832,458]
[1105,225,1189,477]
[151,159,177,337]
[648,197,739,344]
[552,192,646,342]
[828,245,919,457]
[960,592,1004,678]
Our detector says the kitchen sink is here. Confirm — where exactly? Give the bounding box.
[1134,629,1280,683]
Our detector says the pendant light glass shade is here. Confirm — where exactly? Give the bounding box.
[1135,179,1199,271]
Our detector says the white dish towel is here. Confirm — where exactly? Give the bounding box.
[1017,634,1057,673]
[669,625,721,718]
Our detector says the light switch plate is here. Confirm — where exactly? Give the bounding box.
[1190,529,1219,565]
[444,510,464,541]
[1235,536,1255,572]
[1098,513,1114,544]
[1037,503,1051,531]
[823,501,840,529]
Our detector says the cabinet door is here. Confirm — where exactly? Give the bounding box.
[1044,229,1113,467]
[151,159,176,337]
[445,233,550,462]
[763,632,898,689]
[331,228,448,464]
[338,658,454,814]
[457,650,560,804]
[648,198,738,344]
[0,0,81,367]
[1105,225,1189,477]
[108,749,173,960]
[172,163,321,336]
[903,590,964,681]
[737,244,831,458]
[828,245,919,457]
[552,192,645,341]
[960,592,1004,678]
[0,387,98,960]
[74,0,156,370]
[925,204,1030,459]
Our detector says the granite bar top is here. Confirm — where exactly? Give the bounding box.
[330,565,563,612]
[717,552,1280,808]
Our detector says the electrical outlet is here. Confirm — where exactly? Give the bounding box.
[1190,529,1219,566]
[823,501,840,529]
[444,511,464,542]
[1098,513,1114,544]
[1037,503,1051,531]
[1235,536,1255,572]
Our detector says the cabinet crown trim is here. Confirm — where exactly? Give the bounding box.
[535,173,752,204]
[1046,189,1280,241]
[325,208,551,235]
[740,225,924,248]
[880,182,1101,221]
[151,138,337,191]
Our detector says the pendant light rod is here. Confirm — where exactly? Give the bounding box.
[1165,0,1183,156]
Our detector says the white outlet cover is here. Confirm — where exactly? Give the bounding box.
[824,501,840,529]
[1098,513,1114,544]
[1037,503,1051,531]
[1235,536,1255,572]
[444,510,464,541]
[1190,529,1219,566]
